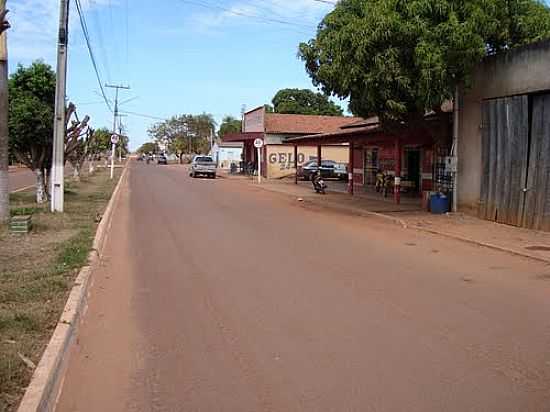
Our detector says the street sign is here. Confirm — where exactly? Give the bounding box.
[254,138,264,148]
[111,134,119,144]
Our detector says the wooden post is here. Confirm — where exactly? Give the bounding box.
[348,141,354,195]
[0,1,8,224]
[394,138,401,204]
[294,145,298,184]
[317,145,322,169]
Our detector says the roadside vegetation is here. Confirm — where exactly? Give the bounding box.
[0,167,121,411]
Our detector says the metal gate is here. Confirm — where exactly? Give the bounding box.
[480,94,550,230]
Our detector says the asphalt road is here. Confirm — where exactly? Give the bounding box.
[57,161,550,412]
[8,165,78,193]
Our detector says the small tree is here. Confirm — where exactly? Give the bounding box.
[8,61,55,203]
[272,88,343,116]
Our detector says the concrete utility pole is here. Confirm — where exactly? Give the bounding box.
[51,0,70,212]
[0,1,9,224]
[105,84,129,179]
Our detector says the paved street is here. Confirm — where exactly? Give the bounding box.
[57,160,550,411]
[8,166,78,193]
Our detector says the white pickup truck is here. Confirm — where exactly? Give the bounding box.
[190,155,217,179]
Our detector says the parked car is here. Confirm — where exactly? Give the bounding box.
[298,160,348,181]
[157,154,168,165]
[190,155,217,178]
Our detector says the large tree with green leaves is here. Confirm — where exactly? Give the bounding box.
[148,113,216,162]
[272,88,343,116]
[299,0,550,125]
[218,115,241,139]
[8,61,56,203]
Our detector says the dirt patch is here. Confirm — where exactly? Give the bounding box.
[0,169,121,411]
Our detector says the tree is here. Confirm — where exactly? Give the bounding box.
[148,113,216,162]
[271,88,343,116]
[299,0,550,126]
[218,116,241,139]
[8,61,55,203]
[137,142,158,155]
[64,102,91,180]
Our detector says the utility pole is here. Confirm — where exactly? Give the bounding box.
[50,0,69,212]
[105,84,129,179]
[0,1,9,224]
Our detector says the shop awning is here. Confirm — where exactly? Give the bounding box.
[222,132,264,143]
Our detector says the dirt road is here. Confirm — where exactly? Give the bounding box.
[57,161,550,411]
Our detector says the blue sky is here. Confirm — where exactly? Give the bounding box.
[9,0,337,150]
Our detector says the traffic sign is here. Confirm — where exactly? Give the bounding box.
[254,138,264,148]
[111,134,119,144]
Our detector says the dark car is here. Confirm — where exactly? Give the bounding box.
[298,160,348,181]
[157,154,168,165]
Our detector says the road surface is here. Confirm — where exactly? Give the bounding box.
[57,161,550,411]
[8,165,78,193]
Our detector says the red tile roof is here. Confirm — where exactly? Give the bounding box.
[264,113,362,135]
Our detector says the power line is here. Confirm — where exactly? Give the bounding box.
[88,0,112,83]
[178,0,315,34]
[74,0,113,112]
[120,110,169,121]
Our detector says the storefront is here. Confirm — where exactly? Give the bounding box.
[286,115,452,204]
[222,107,360,178]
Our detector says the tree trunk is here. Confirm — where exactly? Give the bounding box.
[89,158,95,174]
[73,164,80,181]
[178,154,183,164]
[35,169,47,204]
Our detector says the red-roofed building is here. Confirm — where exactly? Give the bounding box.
[222,106,361,178]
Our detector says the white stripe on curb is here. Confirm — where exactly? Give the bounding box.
[17,166,129,412]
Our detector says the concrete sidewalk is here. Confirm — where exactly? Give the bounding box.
[227,176,550,264]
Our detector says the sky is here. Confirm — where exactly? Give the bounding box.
[8,0,339,150]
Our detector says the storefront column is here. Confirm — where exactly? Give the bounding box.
[317,145,322,173]
[294,145,298,184]
[394,138,401,204]
[348,141,354,195]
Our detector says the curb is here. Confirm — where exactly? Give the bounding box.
[410,225,550,265]
[248,182,549,264]
[17,166,129,412]
[250,183,408,228]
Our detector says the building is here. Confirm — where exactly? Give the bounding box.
[286,113,452,204]
[210,142,243,169]
[222,106,361,178]
[458,38,550,230]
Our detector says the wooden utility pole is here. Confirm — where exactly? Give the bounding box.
[51,0,70,212]
[0,1,9,224]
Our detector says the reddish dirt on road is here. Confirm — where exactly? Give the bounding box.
[57,161,550,412]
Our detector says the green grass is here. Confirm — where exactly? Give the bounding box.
[0,167,122,411]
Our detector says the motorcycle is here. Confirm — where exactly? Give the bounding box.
[312,172,327,194]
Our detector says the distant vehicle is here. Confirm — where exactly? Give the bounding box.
[190,155,216,178]
[157,154,168,165]
[137,154,144,161]
[298,160,347,181]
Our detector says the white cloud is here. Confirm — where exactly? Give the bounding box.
[6,0,114,66]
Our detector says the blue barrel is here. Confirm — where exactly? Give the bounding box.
[430,193,449,214]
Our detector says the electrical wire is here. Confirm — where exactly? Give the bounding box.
[178,0,315,34]
[120,111,169,121]
[74,0,113,112]
[88,0,112,83]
